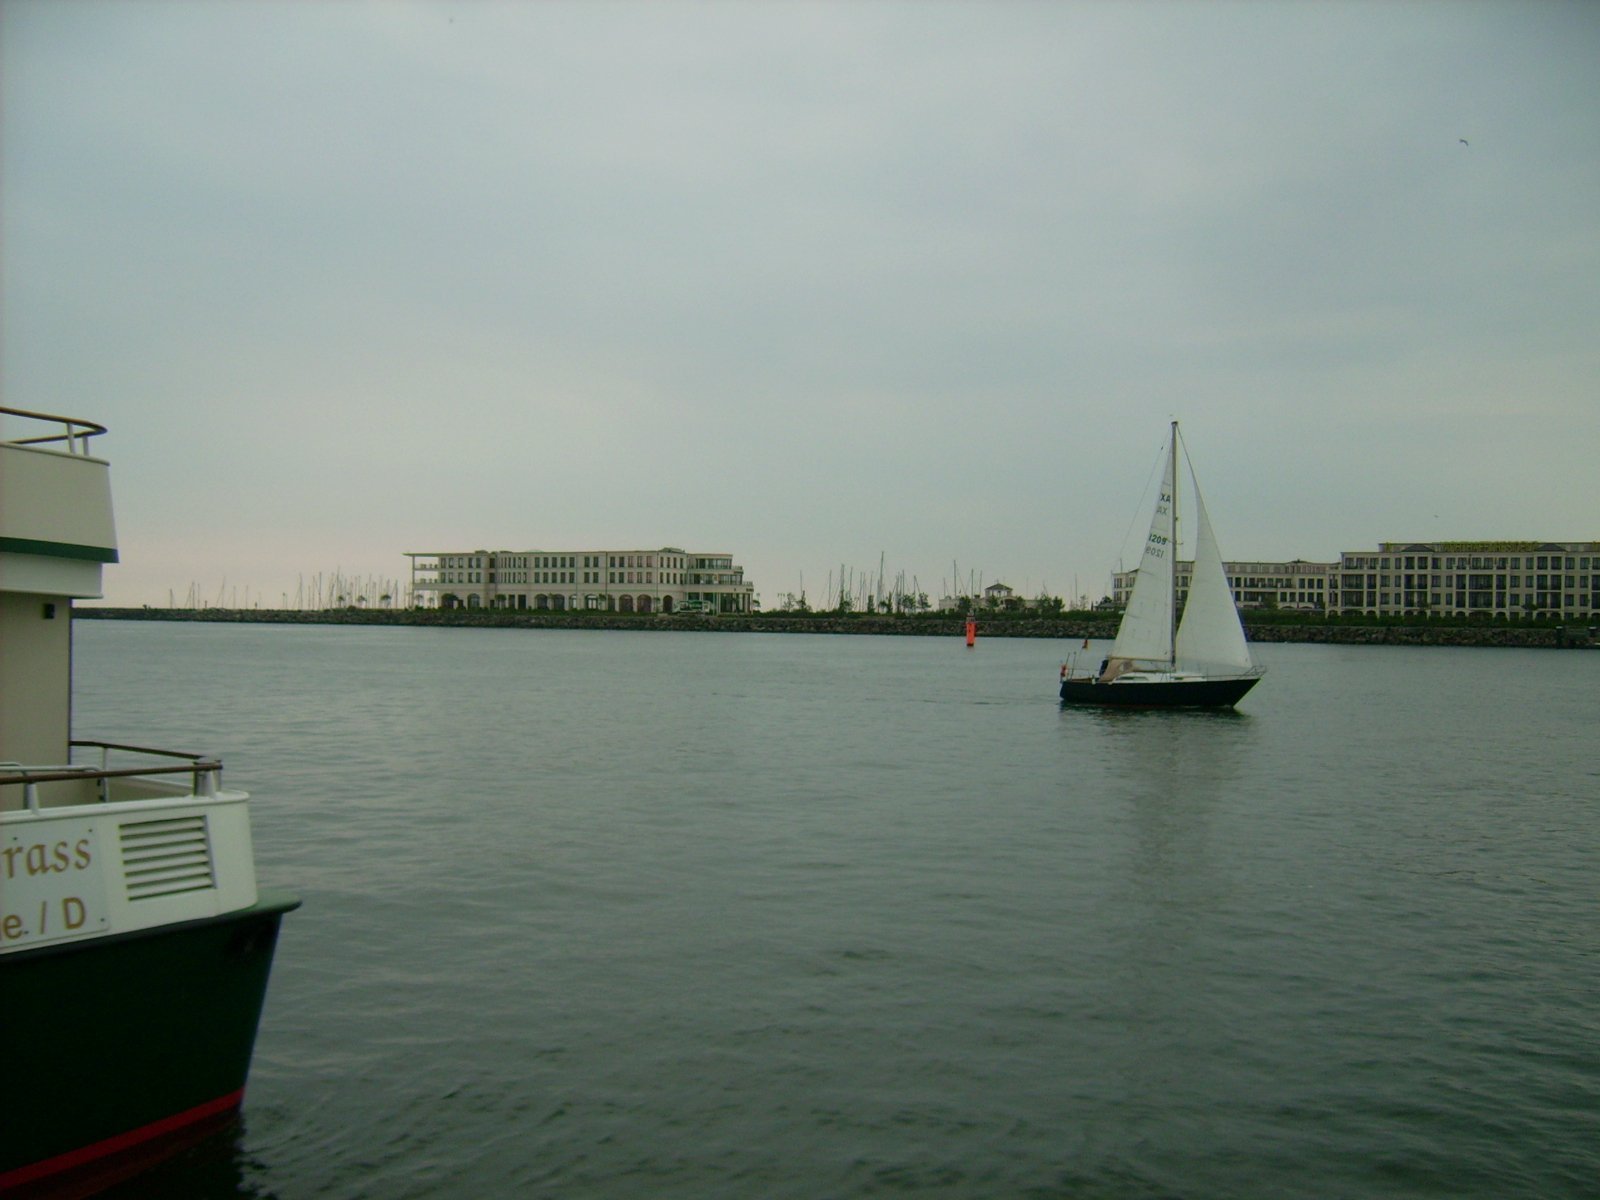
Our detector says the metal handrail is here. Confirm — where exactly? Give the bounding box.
[1,745,224,814]
[70,739,207,762]
[0,762,222,786]
[0,404,108,452]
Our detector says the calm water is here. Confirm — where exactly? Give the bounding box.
[73,621,1598,1200]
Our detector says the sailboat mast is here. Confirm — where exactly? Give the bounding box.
[1169,420,1179,667]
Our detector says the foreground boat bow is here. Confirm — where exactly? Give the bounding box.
[0,406,297,1194]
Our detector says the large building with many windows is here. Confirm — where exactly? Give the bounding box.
[1110,541,1599,620]
[405,547,755,614]
[1331,541,1598,619]
[1112,559,1336,612]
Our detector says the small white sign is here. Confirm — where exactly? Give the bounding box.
[1,819,111,949]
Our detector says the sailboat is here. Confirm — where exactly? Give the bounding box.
[1060,421,1264,708]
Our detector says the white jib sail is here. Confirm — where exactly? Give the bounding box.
[1108,437,1177,668]
[1174,478,1255,676]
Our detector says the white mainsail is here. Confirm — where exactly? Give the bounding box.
[1106,436,1176,669]
[1174,477,1255,676]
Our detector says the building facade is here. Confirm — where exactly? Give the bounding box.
[1331,541,1598,619]
[1109,542,1599,620]
[1113,559,1336,612]
[406,547,755,614]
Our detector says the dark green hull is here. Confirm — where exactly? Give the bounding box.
[0,892,298,1194]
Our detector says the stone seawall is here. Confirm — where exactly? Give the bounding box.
[74,607,1595,648]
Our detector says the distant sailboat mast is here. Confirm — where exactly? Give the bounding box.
[1167,420,1179,669]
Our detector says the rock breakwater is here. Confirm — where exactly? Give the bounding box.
[75,607,1594,648]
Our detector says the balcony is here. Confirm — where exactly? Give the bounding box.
[0,407,117,599]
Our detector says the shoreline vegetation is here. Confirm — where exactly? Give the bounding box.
[76,607,1597,648]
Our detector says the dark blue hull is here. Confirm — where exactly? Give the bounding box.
[1059,674,1260,709]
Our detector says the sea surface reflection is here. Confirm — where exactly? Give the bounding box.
[73,624,1599,1199]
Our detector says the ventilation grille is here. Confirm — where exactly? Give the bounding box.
[120,815,215,900]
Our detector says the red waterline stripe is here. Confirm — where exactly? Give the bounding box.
[0,1088,244,1189]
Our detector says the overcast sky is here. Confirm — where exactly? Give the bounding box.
[4,0,1596,609]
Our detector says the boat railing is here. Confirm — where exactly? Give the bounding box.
[0,742,223,813]
[0,405,108,454]
[1059,649,1102,683]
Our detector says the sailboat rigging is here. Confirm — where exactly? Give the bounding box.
[1060,421,1264,708]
